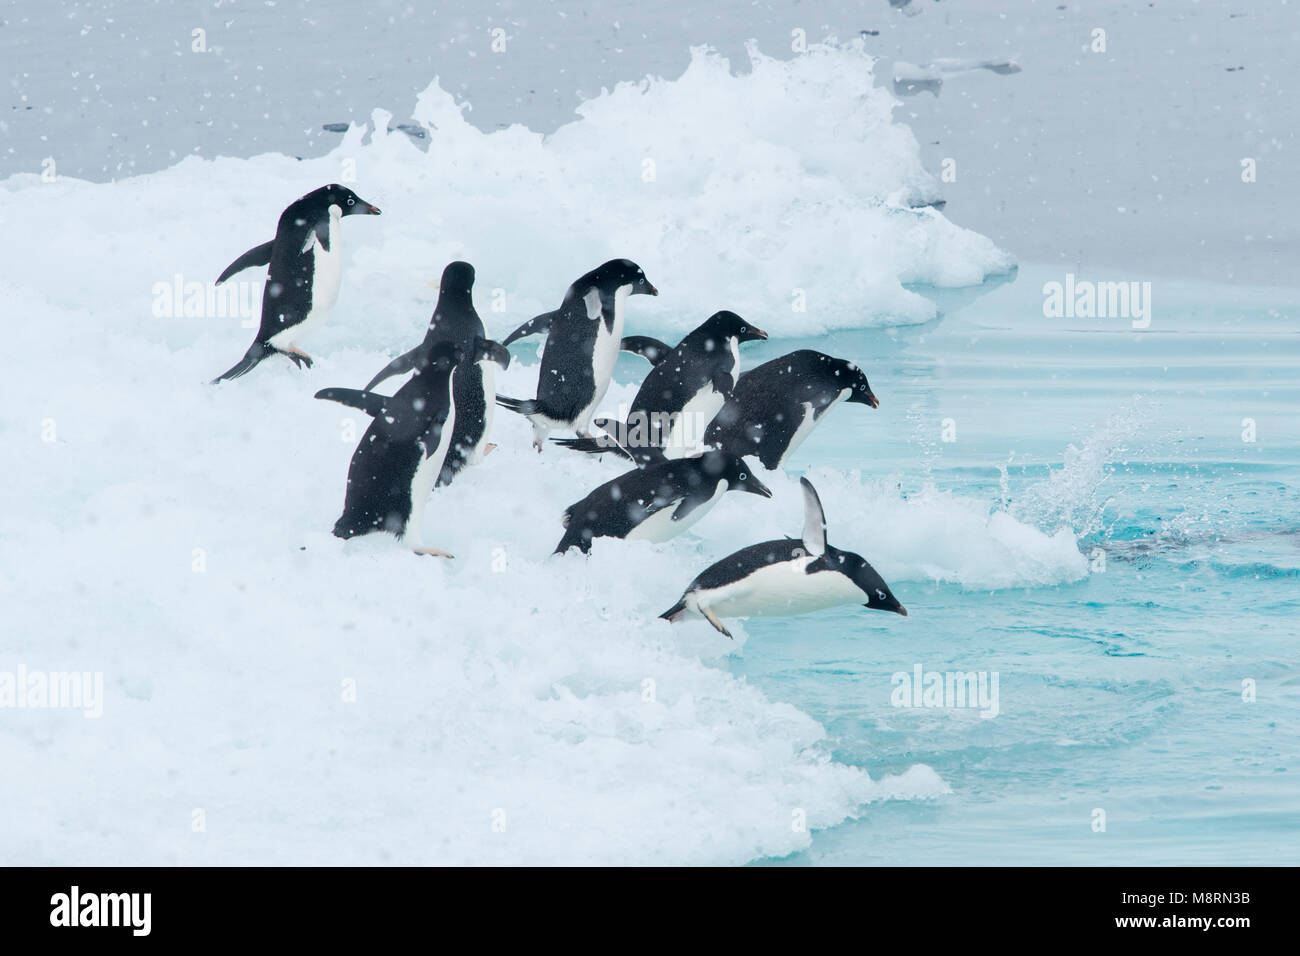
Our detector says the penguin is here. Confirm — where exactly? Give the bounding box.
[496,259,658,449]
[314,339,497,557]
[210,184,381,383]
[659,477,906,637]
[704,350,880,470]
[552,311,768,463]
[360,261,510,486]
[554,450,773,555]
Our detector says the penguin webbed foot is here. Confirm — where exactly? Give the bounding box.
[285,351,314,370]
[413,546,455,559]
[701,607,733,639]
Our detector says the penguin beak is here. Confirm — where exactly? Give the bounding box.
[865,602,908,616]
[647,284,659,296]
[363,204,382,215]
[750,327,769,341]
[747,477,774,499]
[865,392,879,409]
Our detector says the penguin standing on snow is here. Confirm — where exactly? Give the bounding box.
[361,261,510,486]
[552,310,768,463]
[660,477,906,637]
[705,351,880,470]
[210,184,381,383]
[315,339,499,557]
[496,259,658,449]
[554,450,772,555]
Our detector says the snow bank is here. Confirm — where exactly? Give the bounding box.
[0,41,1013,349]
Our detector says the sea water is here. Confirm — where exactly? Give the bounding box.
[739,268,1300,864]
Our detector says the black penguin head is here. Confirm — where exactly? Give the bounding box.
[696,451,772,498]
[696,310,768,346]
[579,259,659,298]
[314,183,382,217]
[439,260,476,294]
[826,547,906,615]
[834,357,879,408]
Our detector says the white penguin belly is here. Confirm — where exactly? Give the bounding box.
[401,384,457,548]
[269,206,343,350]
[779,389,850,467]
[574,285,628,431]
[663,386,726,458]
[692,557,867,618]
[626,479,726,543]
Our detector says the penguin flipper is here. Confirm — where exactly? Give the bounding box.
[363,348,421,391]
[314,387,388,418]
[502,309,559,347]
[799,477,828,557]
[496,394,538,416]
[215,240,275,285]
[472,336,512,369]
[621,336,672,365]
[670,490,715,524]
[210,341,274,384]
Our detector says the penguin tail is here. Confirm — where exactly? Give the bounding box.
[660,598,690,623]
[496,394,538,417]
[550,436,606,455]
[211,342,274,384]
[553,523,591,555]
[553,528,576,555]
[332,519,361,540]
[332,511,378,540]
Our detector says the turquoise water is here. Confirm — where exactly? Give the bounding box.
[717,266,1300,865]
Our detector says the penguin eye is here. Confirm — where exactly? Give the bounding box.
[876,589,887,601]
[346,197,355,205]
[739,472,747,481]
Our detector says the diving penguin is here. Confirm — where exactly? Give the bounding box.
[659,477,906,637]
[704,351,879,470]
[554,450,772,555]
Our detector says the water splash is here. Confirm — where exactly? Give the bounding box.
[1008,400,1147,539]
